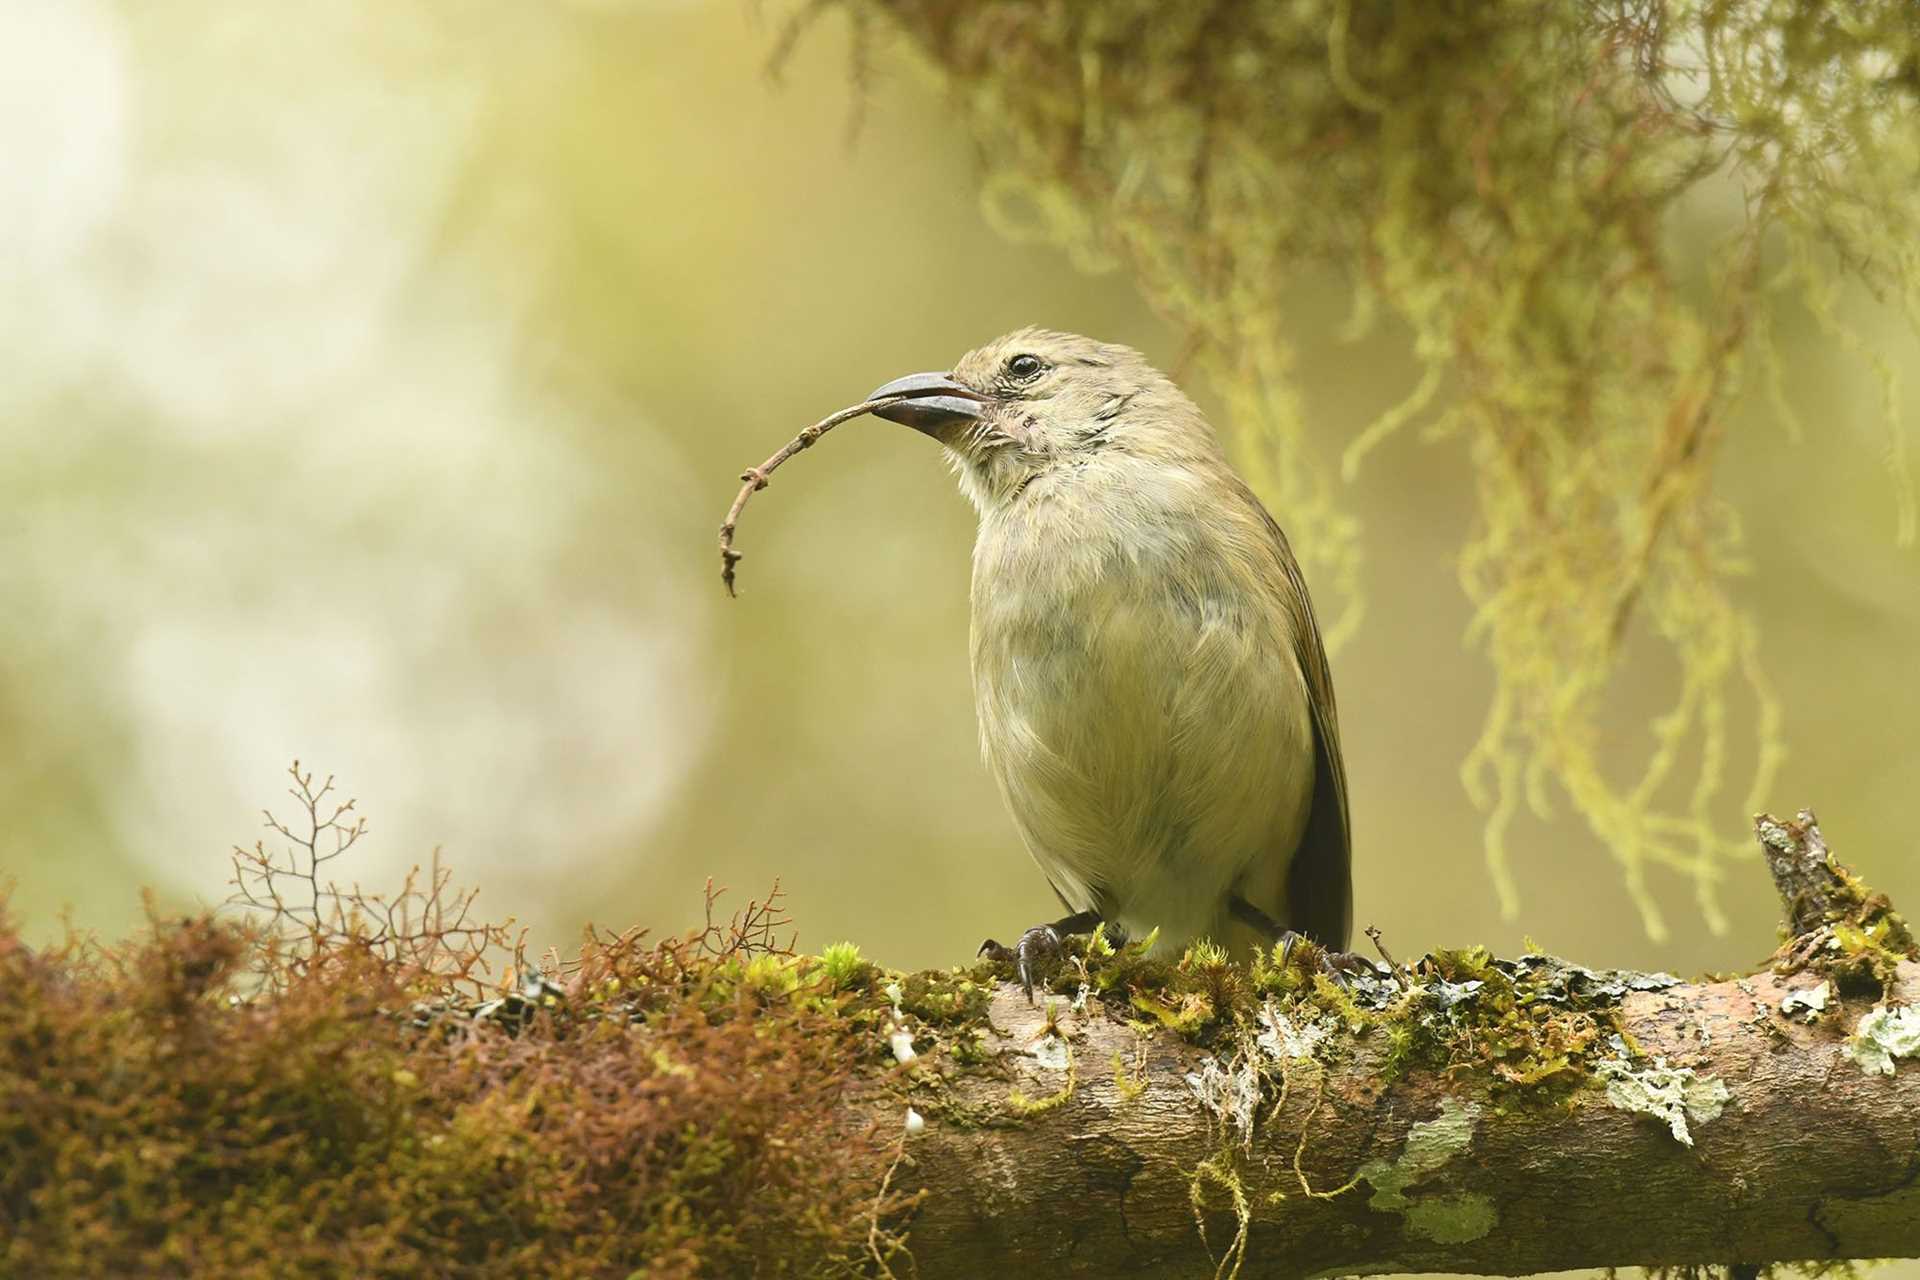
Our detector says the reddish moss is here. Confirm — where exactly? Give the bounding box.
[0,889,897,1279]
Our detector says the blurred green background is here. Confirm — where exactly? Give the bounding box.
[4,0,1917,1007]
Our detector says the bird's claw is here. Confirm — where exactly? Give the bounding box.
[978,924,1066,1002]
[1276,930,1376,988]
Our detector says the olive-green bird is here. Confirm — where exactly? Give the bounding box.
[868,328,1352,996]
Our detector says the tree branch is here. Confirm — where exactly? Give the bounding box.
[852,813,1920,1276]
[14,806,1915,1275]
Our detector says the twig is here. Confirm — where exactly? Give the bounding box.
[228,761,514,1000]
[1363,924,1411,987]
[863,1136,924,1279]
[1753,809,1843,939]
[718,393,916,597]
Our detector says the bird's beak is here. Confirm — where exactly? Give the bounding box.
[867,372,987,436]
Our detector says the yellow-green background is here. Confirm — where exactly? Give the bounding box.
[5,0,1916,1057]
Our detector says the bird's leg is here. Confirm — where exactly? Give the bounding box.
[1228,895,1374,981]
[979,909,1108,1002]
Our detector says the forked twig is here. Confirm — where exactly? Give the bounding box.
[718,393,914,596]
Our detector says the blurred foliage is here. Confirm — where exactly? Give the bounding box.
[783,0,1920,940]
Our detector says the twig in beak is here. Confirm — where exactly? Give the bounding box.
[718,394,916,597]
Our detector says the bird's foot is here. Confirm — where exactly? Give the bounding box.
[1275,930,1378,986]
[978,926,1065,1002]
[979,909,1106,1002]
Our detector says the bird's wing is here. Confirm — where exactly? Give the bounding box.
[1239,480,1353,951]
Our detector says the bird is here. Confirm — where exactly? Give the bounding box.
[867,328,1351,996]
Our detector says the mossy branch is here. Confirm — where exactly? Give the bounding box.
[860,814,1920,1277]
[6,806,1920,1276]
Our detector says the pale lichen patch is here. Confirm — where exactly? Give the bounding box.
[1032,1033,1071,1072]
[1594,1058,1730,1146]
[1845,1004,1920,1076]
[1185,1055,1260,1140]
[1256,1000,1333,1061]
[1356,1098,1482,1214]
[1780,981,1830,1021]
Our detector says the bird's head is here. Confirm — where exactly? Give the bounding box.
[869,328,1215,512]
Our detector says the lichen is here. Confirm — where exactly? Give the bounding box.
[1031,1031,1072,1071]
[1186,1055,1262,1140]
[1356,1097,1483,1212]
[1780,980,1831,1021]
[1256,1001,1334,1061]
[1844,1004,1920,1076]
[1348,1098,1495,1242]
[1382,947,1632,1092]
[1594,1058,1732,1146]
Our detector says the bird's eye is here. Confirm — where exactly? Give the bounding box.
[1006,354,1045,382]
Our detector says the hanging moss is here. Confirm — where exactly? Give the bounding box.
[783,0,1920,938]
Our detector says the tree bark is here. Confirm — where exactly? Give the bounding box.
[853,815,1920,1277]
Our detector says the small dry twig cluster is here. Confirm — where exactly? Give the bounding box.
[547,878,798,1023]
[7,811,896,1277]
[228,760,518,999]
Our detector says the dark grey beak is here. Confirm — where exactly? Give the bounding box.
[868,372,987,435]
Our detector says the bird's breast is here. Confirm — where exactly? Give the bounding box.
[967,473,1315,942]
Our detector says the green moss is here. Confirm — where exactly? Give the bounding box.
[1111,1048,1148,1102]
[1182,939,1232,970]
[1819,870,1917,994]
[740,950,803,997]
[1187,1153,1253,1280]
[0,889,901,1278]
[815,940,871,992]
[1415,952,1623,1095]
[896,967,992,1027]
[1757,815,1918,996]
[947,1028,991,1067]
[1250,938,1315,999]
[36,760,1858,1275]
[1310,971,1379,1036]
[1006,1038,1076,1116]
[1130,987,1216,1038]
[14,806,1861,1280]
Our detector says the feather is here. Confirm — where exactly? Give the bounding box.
[1236,475,1353,950]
